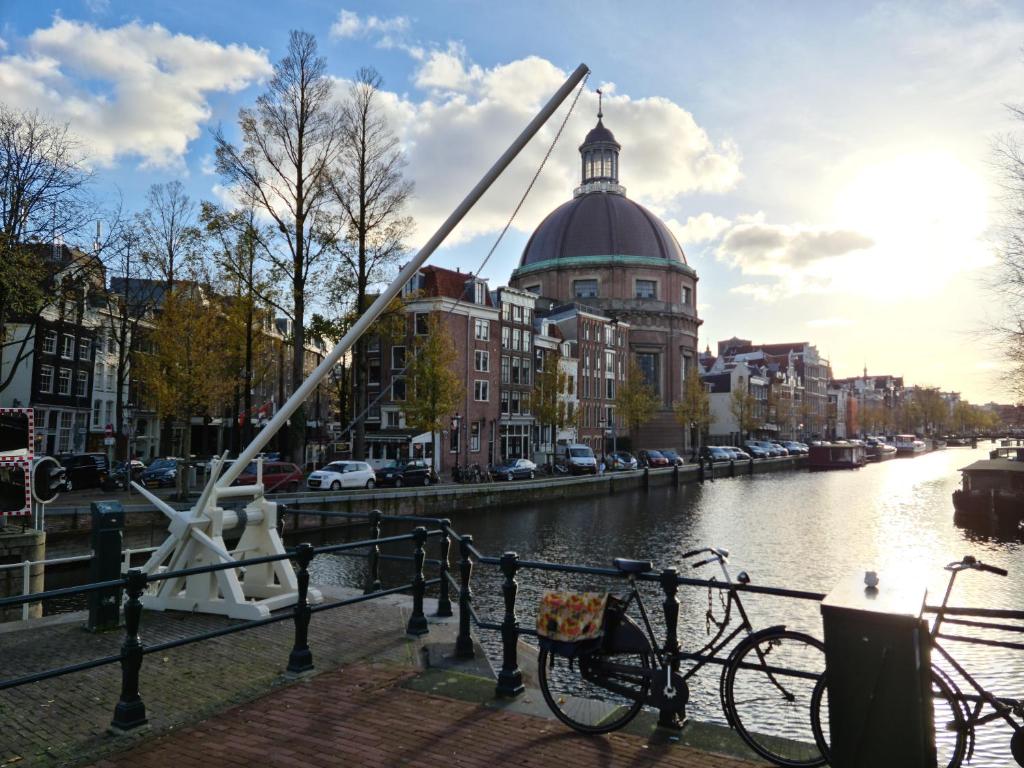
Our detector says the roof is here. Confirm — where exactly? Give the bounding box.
[518,192,687,268]
[580,119,620,148]
[959,459,1024,473]
[420,265,493,306]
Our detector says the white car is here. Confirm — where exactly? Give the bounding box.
[307,461,376,490]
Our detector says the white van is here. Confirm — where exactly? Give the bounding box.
[556,443,597,475]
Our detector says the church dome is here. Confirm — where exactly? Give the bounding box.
[517,111,687,270]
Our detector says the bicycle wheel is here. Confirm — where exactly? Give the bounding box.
[811,668,967,768]
[722,629,826,767]
[537,647,651,734]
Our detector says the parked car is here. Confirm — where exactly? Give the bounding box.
[742,441,770,459]
[723,446,751,460]
[657,448,686,467]
[374,458,438,487]
[637,449,670,468]
[140,458,180,488]
[700,445,733,462]
[781,441,808,455]
[231,461,304,493]
[556,443,598,474]
[109,459,147,489]
[307,461,376,490]
[56,454,110,491]
[607,451,638,471]
[493,458,537,481]
[769,442,791,456]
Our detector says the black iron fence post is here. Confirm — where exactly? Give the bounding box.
[287,542,315,675]
[406,526,429,636]
[110,568,148,733]
[455,534,475,658]
[658,567,684,730]
[495,551,525,697]
[435,520,453,617]
[364,509,383,595]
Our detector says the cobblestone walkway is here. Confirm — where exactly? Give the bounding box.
[85,663,764,768]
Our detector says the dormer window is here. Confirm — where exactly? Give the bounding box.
[403,272,425,297]
[474,282,485,305]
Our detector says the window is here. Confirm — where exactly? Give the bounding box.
[473,282,485,304]
[475,350,489,372]
[368,359,381,386]
[57,368,72,395]
[470,422,481,452]
[392,346,406,371]
[106,335,115,354]
[58,412,73,454]
[513,304,523,322]
[502,302,511,321]
[501,355,510,384]
[512,329,521,351]
[474,380,489,401]
[523,331,531,350]
[415,313,429,335]
[605,350,615,371]
[523,307,532,325]
[521,392,530,415]
[79,338,91,361]
[500,391,509,415]
[42,331,57,354]
[511,390,521,415]
[392,376,407,401]
[566,374,575,396]
[636,279,657,299]
[93,400,102,427]
[61,334,75,359]
[385,410,401,429]
[105,401,114,428]
[522,361,530,386]
[526,285,540,295]
[105,366,115,391]
[606,406,615,428]
[636,352,661,395]
[682,285,692,306]
[403,272,425,296]
[40,365,54,393]
[511,357,520,384]
[606,378,615,399]
[573,279,598,298]
[474,319,489,340]
[76,371,88,397]
[501,327,510,349]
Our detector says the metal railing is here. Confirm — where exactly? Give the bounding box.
[0,546,159,621]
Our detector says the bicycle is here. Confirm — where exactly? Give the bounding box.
[537,547,827,767]
[811,555,1023,767]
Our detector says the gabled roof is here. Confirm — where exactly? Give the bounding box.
[419,265,493,306]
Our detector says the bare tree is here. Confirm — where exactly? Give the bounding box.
[214,30,344,463]
[331,67,414,459]
[0,105,93,394]
[993,104,1024,400]
[136,181,202,292]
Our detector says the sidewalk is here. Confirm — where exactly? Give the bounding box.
[85,663,763,768]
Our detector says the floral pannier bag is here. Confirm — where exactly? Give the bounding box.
[536,591,610,658]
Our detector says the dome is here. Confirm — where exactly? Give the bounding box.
[581,119,619,148]
[519,192,687,267]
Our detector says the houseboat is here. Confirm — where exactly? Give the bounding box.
[808,442,867,471]
[865,438,897,462]
[894,434,927,456]
[952,451,1024,525]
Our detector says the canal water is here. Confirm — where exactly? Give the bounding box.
[311,443,1023,766]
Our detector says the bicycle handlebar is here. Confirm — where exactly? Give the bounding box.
[979,562,1009,576]
[945,555,1009,576]
[692,556,720,569]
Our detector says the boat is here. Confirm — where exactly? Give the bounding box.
[952,451,1024,525]
[864,438,896,462]
[931,439,947,451]
[894,434,927,456]
[808,443,867,471]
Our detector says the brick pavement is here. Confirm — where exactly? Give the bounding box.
[86,663,764,768]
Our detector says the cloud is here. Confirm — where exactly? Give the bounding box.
[806,316,854,328]
[330,9,410,40]
[0,19,271,167]
[85,0,110,13]
[368,53,743,250]
[668,212,731,246]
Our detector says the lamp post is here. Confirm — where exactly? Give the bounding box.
[451,412,461,480]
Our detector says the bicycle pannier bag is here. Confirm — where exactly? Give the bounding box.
[536,591,609,658]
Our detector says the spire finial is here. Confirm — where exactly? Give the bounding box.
[596,88,603,119]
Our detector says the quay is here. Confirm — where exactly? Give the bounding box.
[1,589,764,768]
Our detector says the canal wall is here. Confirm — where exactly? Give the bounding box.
[37,456,804,559]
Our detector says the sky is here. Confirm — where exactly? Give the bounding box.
[1,0,1021,403]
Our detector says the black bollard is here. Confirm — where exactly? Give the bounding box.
[364,509,383,595]
[658,567,684,730]
[406,526,429,636]
[435,521,453,618]
[643,466,650,488]
[698,456,705,483]
[455,535,475,658]
[495,551,525,697]
[287,543,315,674]
[729,458,736,477]
[110,568,148,733]
[673,463,679,486]
[748,456,754,475]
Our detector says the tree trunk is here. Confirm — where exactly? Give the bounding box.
[291,285,306,467]
[353,338,366,459]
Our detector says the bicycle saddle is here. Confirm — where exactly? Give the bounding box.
[613,558,653,574]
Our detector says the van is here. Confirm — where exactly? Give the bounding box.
[556,443,597,475]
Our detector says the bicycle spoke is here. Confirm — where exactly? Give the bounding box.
[539,648,650,734]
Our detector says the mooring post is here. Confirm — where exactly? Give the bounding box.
[658,567,684,730]
[643,466,650,488]
[110,568,148,733]
[673,463,679,486]
[455,534,475,658]
[698,456,705,483]
[495,551,525,697]
[364,509,383,595]
[729,458,736,477]
[407,526,429,636]
[435,520,453,617]
[287,543,315,674]
[748,456,755,475]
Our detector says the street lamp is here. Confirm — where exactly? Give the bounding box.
[451,412,461,479]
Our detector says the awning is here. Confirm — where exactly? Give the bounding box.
[411,432,433,445]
